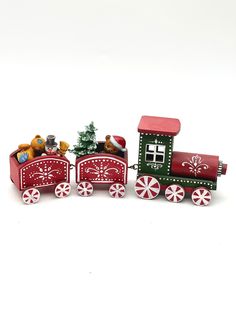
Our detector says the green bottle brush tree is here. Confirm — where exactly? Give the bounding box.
[70,122,98,157]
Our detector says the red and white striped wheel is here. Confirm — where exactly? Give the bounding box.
[55,182,71,198]
[22,188,40,205]
[191,187,212,206]
[109,183,126,198]
[135,176,160,199]
[165,184,185,203]
[77,181,94,197]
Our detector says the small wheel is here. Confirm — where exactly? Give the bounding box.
[55,182,71,198]
[22,188,40,205]
[109,183,126,198]
[165,184,185,203]
[77,181,94,197]
[135,176,160,199]
[191,187,212,206]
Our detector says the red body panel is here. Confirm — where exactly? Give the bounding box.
[75,153,128,185]
[10,151,21,190]
[171,151,219,181]
[10,150,70,191]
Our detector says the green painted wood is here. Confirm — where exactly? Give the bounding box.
[138,133,173,176]
[136,172,217,190]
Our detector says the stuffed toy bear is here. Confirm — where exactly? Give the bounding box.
[17,135,45,163]
[104,135,126,154]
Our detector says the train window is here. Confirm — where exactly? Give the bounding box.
[145,144,165,163]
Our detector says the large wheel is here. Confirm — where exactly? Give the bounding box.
[55,182,71,198]
[77,181,94,197]
[165,184,185,203]
[109,183,126,198]
[135,176,160,199]
[191,187,212,206]
[22,188,40,205]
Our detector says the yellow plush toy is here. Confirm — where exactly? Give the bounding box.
[59,141,70,156]
[17,135,46,163]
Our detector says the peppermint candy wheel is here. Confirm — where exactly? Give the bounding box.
[55,182,71,198]
[191,187,212,206]
[165,184,185,203]
[109,183,126,198]
[135,176,160,199]
[77,181,94,197]
[22,188,40,205]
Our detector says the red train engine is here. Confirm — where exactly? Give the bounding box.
[134,116,227,205]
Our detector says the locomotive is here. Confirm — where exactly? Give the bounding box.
[134,116,227,205]
[9,115,227,206]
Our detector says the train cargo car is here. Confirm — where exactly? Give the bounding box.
[10,150,71,204]
[75,142,128,198]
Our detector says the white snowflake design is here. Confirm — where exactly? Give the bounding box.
[84,163,119,180]
[29,165,61,181]
[182,155,209,177]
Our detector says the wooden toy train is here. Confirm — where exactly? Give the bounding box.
[10,116,227,206]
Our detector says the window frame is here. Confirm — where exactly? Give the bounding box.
[145,144,166,164]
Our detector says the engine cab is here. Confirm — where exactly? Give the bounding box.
[137,115,180,176]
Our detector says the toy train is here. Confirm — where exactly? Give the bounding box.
[9,116,227,206]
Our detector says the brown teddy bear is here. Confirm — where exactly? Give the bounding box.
[17,135,46,163]
[104,135,126,154]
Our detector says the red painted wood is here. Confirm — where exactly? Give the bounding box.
[10,150,21,190]
[191,187,212,206]
[165,184,185,202]
[109,183,126,198]
[222,163,227,175]
[75,152,128,185]
[171,151,219,181]
[138,116,181,136]
[135,175,160,199]
[10,150,70,191]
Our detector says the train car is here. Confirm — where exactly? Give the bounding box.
[75,142,128,197]
[10,150,71,204]
[134,116,227,205]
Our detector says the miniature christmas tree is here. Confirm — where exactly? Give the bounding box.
[70,122,98,157]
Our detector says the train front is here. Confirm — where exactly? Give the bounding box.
[171,152,227,182]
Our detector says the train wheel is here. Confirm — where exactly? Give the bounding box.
[135,176,160,199]
[77,181,94,197]
[55,182,71,198]
[22,188,40,205]
[165,184,185,203]
[191,187,212,206]
[109,183,126,198]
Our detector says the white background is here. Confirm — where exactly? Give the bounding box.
[0,1,235,313]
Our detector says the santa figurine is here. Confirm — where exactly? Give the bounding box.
[104,135,126,154]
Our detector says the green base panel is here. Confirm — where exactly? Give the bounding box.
[137,172,217,190]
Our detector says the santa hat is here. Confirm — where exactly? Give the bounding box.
[110,135,126,152]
